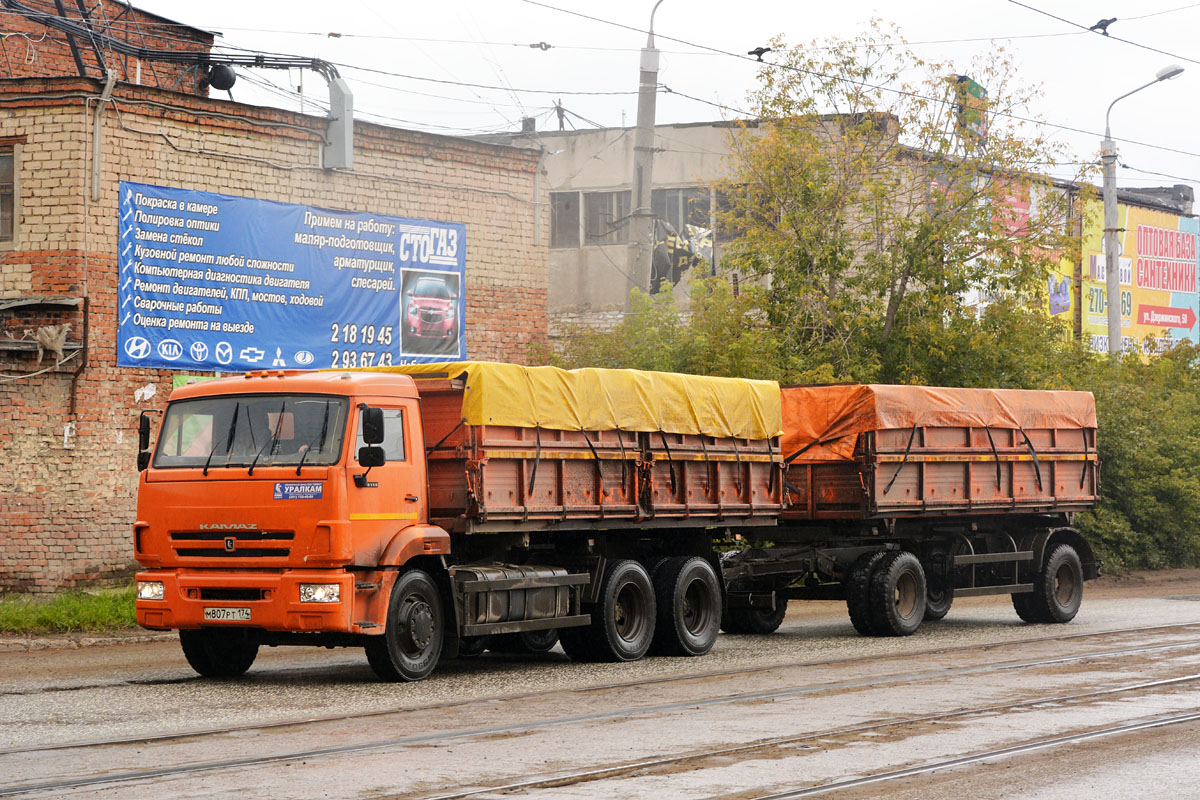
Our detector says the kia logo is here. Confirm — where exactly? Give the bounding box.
[124,336,151,359]
[158,339,183,361]
[294,350,315,366]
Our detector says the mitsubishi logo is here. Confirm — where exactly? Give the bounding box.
[224,537,236,552]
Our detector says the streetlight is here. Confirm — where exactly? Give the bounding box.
[1102,64,1184,354]
[628,0,666,307]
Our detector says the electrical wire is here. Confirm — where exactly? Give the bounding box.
[1005,0,1200,68]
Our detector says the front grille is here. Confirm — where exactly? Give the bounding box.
[419,309,443,323]
[170,531,294,541]
[170,530,293,559]
[199,587,265,601]
[176,547,291,558]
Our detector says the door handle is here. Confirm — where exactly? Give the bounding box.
[405,494,419,502]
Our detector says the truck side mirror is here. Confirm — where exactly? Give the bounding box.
[361,406,384,444]
[137,451,152,471]
[138,414,151,451]
[354,445,386,488]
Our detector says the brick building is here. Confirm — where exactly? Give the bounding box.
[0,7,548,592]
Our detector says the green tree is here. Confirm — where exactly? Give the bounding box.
[717,22,1083,385]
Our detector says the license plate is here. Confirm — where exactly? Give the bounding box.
[203,607,251,622]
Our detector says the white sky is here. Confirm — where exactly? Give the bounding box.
[134,0,1200,199]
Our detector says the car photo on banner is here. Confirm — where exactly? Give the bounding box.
[400,269,461,357]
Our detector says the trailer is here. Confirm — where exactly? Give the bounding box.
[133,365,1100,681]
[721,384,1100,637]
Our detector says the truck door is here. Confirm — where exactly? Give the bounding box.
[347,402,426,565]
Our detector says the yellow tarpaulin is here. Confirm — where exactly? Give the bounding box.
[364,362,782,440]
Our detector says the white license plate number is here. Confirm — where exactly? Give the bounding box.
[203,607,251,622]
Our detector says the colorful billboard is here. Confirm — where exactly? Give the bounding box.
[1051,198,1199,353]
[117,182,467,371]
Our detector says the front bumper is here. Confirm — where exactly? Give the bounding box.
[135,569,355,633]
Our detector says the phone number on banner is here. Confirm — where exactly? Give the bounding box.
[331,350,394,368]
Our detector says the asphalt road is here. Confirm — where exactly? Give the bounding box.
[3,570,1200,799]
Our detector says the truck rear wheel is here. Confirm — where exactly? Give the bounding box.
[1013,544,1084,624]
[868,551,926,636]
[179,629,259,677]
[365,569,444,681]
[565,559,655,662]
[651,556,722,656]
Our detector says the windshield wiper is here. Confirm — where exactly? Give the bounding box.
[248,401,286,476]
[203,402,240,476]
[295,400,332,475]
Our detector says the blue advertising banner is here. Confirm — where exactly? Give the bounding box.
[117,182,466,371]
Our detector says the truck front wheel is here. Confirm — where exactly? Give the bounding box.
[179,629,259,677]
[366,569,444,681]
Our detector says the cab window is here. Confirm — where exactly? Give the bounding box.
[356,408,406,461]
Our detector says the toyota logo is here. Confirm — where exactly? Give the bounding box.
[124,336,151,360]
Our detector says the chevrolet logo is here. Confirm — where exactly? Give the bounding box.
[224,537,236,552]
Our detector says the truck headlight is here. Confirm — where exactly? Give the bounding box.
[137,581,165,601]
[299,583,341,603]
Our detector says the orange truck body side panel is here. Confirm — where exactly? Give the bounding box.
[779,385,1100,520]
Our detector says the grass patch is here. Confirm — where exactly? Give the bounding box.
[0,586,137,635]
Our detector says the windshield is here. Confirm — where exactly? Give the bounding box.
[413,278,451,299]
[153,394,349,470]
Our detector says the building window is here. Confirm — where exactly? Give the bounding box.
[584,191,631,245]
[550,192,580,248]
[0,149,13,243]
[652,187,710,233]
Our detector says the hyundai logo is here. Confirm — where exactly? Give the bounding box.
[294,350,315,366]
[157,339,183,361]
[124,336,151,359]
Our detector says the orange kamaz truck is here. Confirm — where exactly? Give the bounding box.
[134,363,1100,680]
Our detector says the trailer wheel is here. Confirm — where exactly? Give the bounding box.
[365,569,444,682]
[846,550,889,636]
[489,629,560,654]
[650,557,722,656]
[868,551,926,636]
[1014,544,1084,624]
[922,549,954,621]
[179,629,258,677]
[590,559,656,661]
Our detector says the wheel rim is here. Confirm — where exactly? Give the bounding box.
[613,582,648,643]
[399,595,435,655]
[895,572,918,618]
[681,576,715,636]
[1053,563,1077,606]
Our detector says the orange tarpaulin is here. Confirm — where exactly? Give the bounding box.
[781,384,1097,462]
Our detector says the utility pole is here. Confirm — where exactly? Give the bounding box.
[1101,135,1120,355]
[1100,64,1184,354]
[627,0,664,311]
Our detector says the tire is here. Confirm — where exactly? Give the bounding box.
[454,635,490,658]
[868,551,926,636]
[651,557,722,656]
[588,559,657,662]
[1014,544,1084,624]
[365,569,444,682]
[721,600,787,635]
[922,548,954,622]
[179,629,259,677]
[845,550,889,636]
[489,629,560,654]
